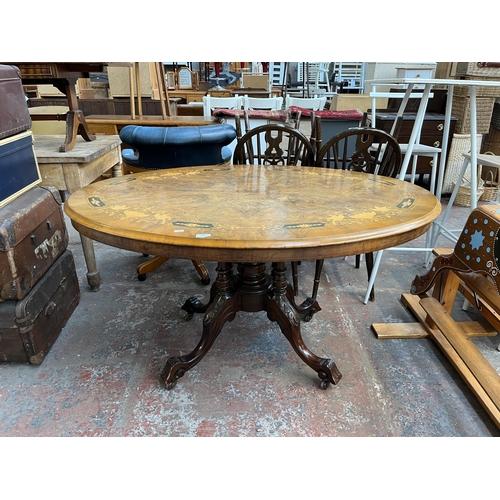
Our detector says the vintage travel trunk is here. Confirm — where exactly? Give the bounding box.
[0,64,32,140]
[0,249,80,364]
[0,186,69,301]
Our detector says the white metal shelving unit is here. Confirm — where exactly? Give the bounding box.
[333,62,366,92]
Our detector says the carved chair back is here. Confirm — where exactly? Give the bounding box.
[310,127,402,302]
[315,127,402,178]
[233,123,315,166]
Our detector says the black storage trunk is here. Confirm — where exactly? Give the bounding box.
[0,186,69,301]
[0,249,80,364]
[0,64,32,140]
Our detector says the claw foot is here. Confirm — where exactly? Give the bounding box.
[161,356,186,389]
[298,297,321,322]
[181,295,208,320]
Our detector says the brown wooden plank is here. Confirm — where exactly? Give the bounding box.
[426,320,500,428]
[458,281,500,334]
[431,268,462,313]
[400,292,496,337]
[85,115,219,126]
[391,296,500,428]
[371,322,429,339]
[372,320,496,339]
[420,297,500,413]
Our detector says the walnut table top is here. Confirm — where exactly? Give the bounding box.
[64,164,441,264]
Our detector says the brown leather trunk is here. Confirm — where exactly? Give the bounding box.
[0,64,32,140]
[0,186,69,301]
[0,249,80,364]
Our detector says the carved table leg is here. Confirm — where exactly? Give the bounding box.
[58,82,96,152]
[281,268,321,322]
[273,263,321,322]
[60,110,96,152]
[162,263,237,389]
[181,264,233,320]
[267,262,342,388]
[165,262,341,390]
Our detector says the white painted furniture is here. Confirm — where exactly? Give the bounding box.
[242,96,283,110]
[367,78,500,205]
[363,78,500,305]
[333,62,366,92]
[202,95,242,117]
[285,95,326,110]
[269,62,287,87]
[396,66,435,88]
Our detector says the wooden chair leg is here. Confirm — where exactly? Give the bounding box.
[365,252,375,302]
[311,259,324,300]
[137,256,170,279]
[291,261,299,296]
[137,256,210,285]
[191,260,210,285]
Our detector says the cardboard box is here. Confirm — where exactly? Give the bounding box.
[330,94,388,112]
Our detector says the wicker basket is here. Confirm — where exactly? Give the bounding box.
[455,62,500,78]
[491,101,500,129]
[452,178,485,207]
[453,79,500,98]
[442,133,483,193]
[451,96,495,134]
[482,127,500,156]
[451,159,484,206]
[480,170,500,201]
[479,152,500,201]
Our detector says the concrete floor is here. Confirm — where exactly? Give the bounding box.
[1,197,500,437]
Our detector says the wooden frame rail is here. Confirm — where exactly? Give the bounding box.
[372,248,500,429]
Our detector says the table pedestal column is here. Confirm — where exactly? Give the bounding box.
[161,262,342,390]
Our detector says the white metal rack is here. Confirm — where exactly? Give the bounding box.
[333,62,366,92]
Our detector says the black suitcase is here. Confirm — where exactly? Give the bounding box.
[0,250,80,364]
[0,186,69,302]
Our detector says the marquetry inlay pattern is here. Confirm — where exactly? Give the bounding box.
[65,164,441,263]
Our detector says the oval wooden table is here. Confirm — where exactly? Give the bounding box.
[64,165,441,390]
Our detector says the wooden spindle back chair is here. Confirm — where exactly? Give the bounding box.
[309,127,402,301]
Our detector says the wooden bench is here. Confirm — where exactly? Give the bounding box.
[372,204,500,428]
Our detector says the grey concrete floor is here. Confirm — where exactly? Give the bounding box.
[1,196,500,437]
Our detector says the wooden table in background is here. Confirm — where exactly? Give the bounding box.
[33,134,122,291]
[86,114,221,136]
[64,165,440,389]
[12,62,107,152]
[167,90,206,103]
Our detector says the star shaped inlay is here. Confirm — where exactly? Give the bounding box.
[470,230,485,251]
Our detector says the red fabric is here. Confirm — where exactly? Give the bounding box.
[213,108,288,122]
[289,106,363,120]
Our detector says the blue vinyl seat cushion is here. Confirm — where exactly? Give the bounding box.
[119,123,236,170]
